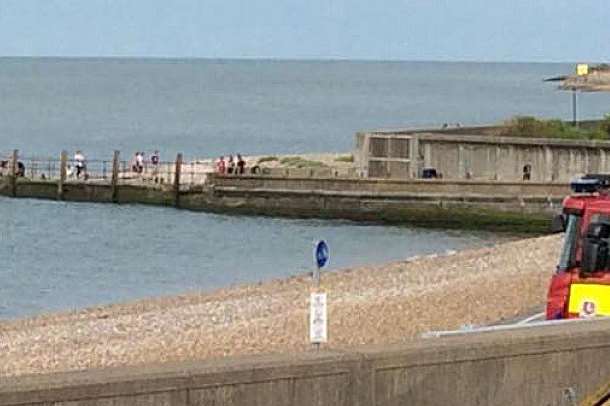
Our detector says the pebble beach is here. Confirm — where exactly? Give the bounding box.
[0,233,562,378]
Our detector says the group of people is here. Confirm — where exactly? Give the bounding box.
[131,150,161,182]
[131,150,160,171]
[67,149,163,181]
[216,154,246,175]
[0,160,25,177]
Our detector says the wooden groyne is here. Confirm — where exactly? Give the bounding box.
[0,149,568,232]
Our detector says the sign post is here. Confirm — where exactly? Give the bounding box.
[313,240,329,287]
[572,64,589,127]
[310,240,330,350]
[309,292,328,345]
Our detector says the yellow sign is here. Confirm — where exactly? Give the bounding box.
[568,284,610,316]
[577,63,589,76]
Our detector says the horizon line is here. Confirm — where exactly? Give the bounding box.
[0,55,599,65]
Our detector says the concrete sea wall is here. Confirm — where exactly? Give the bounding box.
[3,318,610,405]
[0,174,567,232]
[356,128,610,181]
[186,174,567,232]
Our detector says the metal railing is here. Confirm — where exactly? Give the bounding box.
[3,150,359,186]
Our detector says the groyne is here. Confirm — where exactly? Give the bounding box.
[0,150,567,232]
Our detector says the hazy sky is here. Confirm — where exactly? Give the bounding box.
[0,0,608,62]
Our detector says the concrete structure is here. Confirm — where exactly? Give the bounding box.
[355,126,610,181]
[3,318,610,405]
[0,173,566,232]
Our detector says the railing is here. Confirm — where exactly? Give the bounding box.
[2,150,360,188]
[19,157,61,180]
[116,160,177,186]
[1,151,221,187]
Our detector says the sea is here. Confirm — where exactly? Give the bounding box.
[2,58,609,319]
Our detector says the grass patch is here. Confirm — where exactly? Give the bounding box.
[279,156,327,168]
[257,156,279,164]
[499,115,610,140]
[334,154,354,163]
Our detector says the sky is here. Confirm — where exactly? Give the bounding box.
[0,0,608,62]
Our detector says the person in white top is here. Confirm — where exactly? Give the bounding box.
[135,152,144,174]
[74,150,86,179]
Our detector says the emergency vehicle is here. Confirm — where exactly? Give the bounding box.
[547,174,610,319]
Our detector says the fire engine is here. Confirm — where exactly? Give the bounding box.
[547,174,610,319]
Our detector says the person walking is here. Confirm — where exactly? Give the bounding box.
[136,152,144,174]
[237,154,245,175]
[227,155,235,174]
[74,150,86,179]
[151,150,160,183]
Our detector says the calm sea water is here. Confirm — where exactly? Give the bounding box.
[2,58,610,159]
[0,197,499,319]
[1,58,604,319]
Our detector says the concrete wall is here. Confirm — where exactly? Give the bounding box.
[198,174,566,232]
[2,178,175,207]
[3,318,610,405]
[209,173,570,196]
[356,130,610,182]
[0,175,566,232]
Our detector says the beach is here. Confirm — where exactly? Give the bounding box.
[0,233,562,378]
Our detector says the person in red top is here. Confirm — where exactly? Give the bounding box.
[216,156,226,174]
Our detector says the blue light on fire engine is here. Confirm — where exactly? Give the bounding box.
[570,174,610,193]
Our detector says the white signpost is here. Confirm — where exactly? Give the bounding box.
[310,292,328,344]
[310,240,330,349]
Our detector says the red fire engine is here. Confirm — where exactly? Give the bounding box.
[547,175,610,319]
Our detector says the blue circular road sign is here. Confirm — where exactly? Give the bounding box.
[314,240,330,269]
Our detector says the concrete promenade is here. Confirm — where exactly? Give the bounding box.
[3,318,610,405]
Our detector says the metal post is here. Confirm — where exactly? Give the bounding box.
[572,88,578,127]
[58,150,67,200]
[10,149,18,197]
[314,265,321,288]
[314,263,321,352]
[111,150,120,203]
[174,153,183,207]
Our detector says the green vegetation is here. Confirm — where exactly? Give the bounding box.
[591,64,610,72]
[257,156,279,164]
[279,156,327,168]
[500,115,610,140]
[334,154,354,163]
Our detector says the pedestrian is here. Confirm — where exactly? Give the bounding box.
[131,152,139,173]
[16,161,25,177]
[74,150,86,179]
[136,152,145,174]
[151,150,160,183]
[216,156,226,174]
[227,155,235,174]
[236,154,245,175]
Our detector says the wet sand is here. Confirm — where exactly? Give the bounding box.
[0,234,562,377]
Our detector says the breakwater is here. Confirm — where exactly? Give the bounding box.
[0,150,567,232]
